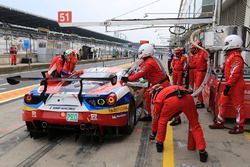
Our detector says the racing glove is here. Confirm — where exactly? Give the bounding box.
[149,132,157,140]
[121,76,129,83]
[223,85,231,96]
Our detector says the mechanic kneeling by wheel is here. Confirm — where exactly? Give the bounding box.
[121,43,169,121]
[149,84,208,162]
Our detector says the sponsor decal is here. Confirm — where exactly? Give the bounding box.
[245,90,250,95]
[49,106,76,111]
[112,113,127,119]
[32,111,37,118]
[90,114,97,120]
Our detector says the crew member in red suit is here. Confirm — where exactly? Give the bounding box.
[46,49,82,78]
[171,47,187,86]
[169,47,187,126]
[10,47,17,65]
[187,51,196,90]
[192,40,208,108]
[149,84,208,162]
[121,43,169,121]
[209,34,245,134]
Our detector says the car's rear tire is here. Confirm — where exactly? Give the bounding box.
[25,121,45,139]
[123,99,136,134]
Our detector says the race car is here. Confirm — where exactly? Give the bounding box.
[7,66,148,138]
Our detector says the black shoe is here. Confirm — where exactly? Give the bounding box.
[149,132,156,140]
[139,115,152,122]
[199,150,208,162]
[228,126,244,134]
[196,103,205,108]
[156,142,163,152]
[170,118,181,126]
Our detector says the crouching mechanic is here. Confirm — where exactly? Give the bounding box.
[121,43,169,121]
[150,85,208,162]
[46,49,83,78]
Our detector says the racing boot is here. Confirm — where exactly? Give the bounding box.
[139,115,152,122]
[196,102,205,109]
[199,150,208,162]
[209,122,224,129]
[228,126,244,134]
[149,132,157,140]
[170,117,181,126]
[156,142,164,152]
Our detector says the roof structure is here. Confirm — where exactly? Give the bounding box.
[0,5,130,44]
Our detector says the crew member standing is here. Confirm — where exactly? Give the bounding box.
[10,47,17,65]
[209,35,245,134]
[166,49,173,75]
[171,47,187,86]
[169,47,187,125]
[121,43,169,121]
[187,51,196,90]
[149,85,208,162]
[192,40,208,108]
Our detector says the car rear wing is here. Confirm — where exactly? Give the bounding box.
[7,74,117,86]
[7,74,117,105]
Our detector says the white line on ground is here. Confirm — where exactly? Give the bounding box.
[0,83,9,87]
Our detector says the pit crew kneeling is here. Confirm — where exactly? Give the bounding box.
[149,85,208,162]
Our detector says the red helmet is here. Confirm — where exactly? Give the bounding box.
[174,47,183,57]
[149,84,163,100]
[174,47,182,54]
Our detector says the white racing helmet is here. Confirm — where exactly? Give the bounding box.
[223,34,243,51]
[138,43,154,59]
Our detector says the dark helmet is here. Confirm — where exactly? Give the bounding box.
[149,84,163,100]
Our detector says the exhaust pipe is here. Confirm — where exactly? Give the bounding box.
[41,121,48,129]
[80,124,86,131]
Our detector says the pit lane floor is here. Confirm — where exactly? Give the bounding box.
[1,59,250,167]
[1,99,250,167]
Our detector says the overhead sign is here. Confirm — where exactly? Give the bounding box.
[58,11,72,23]
[140,40,149,44]
[24,39,30,49]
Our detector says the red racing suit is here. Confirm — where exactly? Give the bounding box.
[46,55,66,78]
[217,50,245,126]
[194,49,208,103]
[128,57,169,115]
[152,85,206,151]
[11,52,17,65]
[171,55,187,85]
[63,56,77,75]
[188,53,196,89]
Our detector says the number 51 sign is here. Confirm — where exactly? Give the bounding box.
[58,11,72,23]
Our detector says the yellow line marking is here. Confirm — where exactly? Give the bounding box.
[0,84,39,103]
[163,123,175,167]
[244,132,250,141]
[0,84,38,95]
[116,63,131,68]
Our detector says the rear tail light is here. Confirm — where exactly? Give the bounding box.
[24,94,42,104]
[24,94,33,103]
[97,99,106,106]
[106,93,117,106]
[86,93,117,106]
[60,112,66,118]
